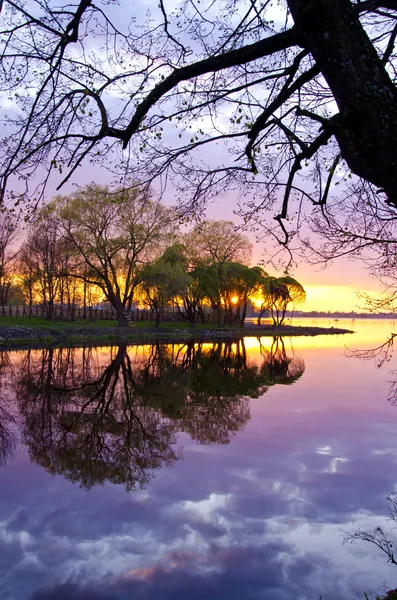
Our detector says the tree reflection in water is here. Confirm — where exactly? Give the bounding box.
[16,345,180,491]
[1,338,304,489]
[0,351,18,466]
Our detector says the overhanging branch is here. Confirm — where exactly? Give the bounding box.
[120,27,301,148]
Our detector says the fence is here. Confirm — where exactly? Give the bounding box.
[0,304,206,323]
[0,304,115,320]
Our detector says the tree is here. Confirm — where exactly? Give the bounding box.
[258,336,305,385]
[183,221,252,269]
[0,395,17,467]
[0,352,18,467]
[19,209,65,320]
[172,264,215,325]
[302,182,397,309]
[173,261,262,326]
[153,244,202,326]
[190,264,223,325]
[219,263,265,326]
[174,271,203,326]
[344,493,397,567]
[54,184,176,326]
[1,0,397,252]
[140,245,191,327]
[188,262,266,325]
[17,244,36,314]
[261,275,306,326]
[0,211,18,306]
[16,345,180,491]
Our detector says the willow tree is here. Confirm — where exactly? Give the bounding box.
[1,0,397,254]
[140,245,191,327]
[187,262,265,326]
[220,263,265,326]
[54,184,176,326]
[262,276,306,326]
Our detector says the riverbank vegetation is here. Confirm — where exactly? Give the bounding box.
[0,317,353,351]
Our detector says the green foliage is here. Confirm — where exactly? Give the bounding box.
[16,187,305,329]
[140,244,191,326]
[189,261,266,325]
[260,275,306,326]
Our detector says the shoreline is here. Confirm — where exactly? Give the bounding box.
[0,323,354,351]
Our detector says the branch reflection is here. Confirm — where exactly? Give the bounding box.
[345,334,397,404]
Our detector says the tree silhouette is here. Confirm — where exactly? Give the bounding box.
[0,351,18,467]
[1,0,397,247]
[258,337,305,386]
[345,335,397,405]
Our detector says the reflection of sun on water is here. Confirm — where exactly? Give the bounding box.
[239,334,351,354]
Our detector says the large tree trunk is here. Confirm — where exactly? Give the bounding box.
[239,299,247,328]
[187,303,196,326]
[289,0,397,206]
[111,297,129,327]
[47,300,55,322]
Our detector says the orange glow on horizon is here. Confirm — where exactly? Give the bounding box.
[302,285,378,313]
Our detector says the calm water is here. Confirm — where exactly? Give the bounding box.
[1,319,397,600]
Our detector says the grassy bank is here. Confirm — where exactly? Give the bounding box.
[0,315,236,331]
[0,315,355,350]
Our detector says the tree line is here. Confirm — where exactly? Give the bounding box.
[0,185,305,327]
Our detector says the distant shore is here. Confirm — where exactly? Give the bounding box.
[0,321,354,350]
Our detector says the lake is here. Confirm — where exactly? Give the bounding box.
[0,318,397,600]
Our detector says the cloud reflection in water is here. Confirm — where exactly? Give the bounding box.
[0,337,395,599]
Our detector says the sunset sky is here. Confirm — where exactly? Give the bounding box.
[295,284,373,313]
[277,261,381,313]
[202,198,381,313]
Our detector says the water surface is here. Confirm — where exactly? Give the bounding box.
[0,319,396,599]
